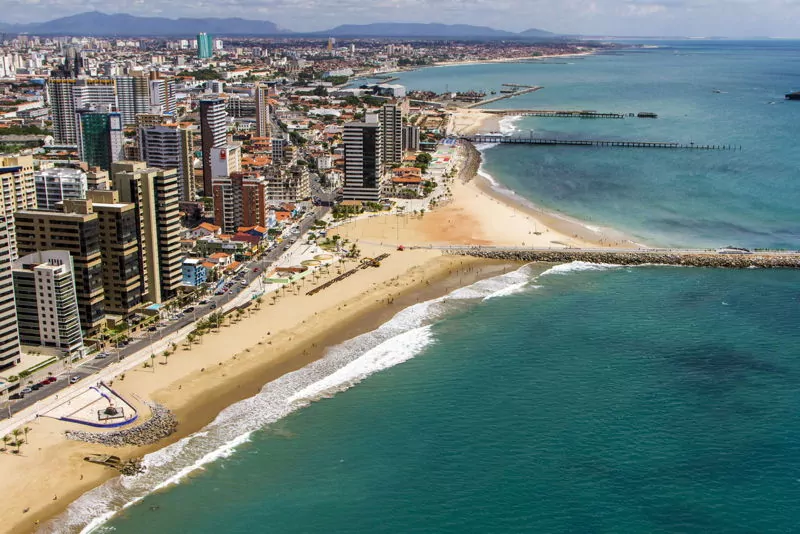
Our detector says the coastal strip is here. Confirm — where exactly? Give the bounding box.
[445,248,800,269]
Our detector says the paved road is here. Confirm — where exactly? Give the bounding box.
[0,206,329,421]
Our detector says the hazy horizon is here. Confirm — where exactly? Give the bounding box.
[2,2,800,39]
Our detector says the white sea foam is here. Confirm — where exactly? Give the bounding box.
[498,115,524,136]
[540,261,622,276]
[46,263,541,534]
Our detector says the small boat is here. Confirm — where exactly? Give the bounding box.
[786,91,800,101]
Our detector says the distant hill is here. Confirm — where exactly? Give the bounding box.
[2,11,288,36]
[518,27,557,38]
[321,22,517,38]
[0,12,560,39]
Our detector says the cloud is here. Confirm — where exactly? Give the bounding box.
[0,0,798,36]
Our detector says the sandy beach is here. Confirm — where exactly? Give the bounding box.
[0,113,621,533]
[0,246,514,534]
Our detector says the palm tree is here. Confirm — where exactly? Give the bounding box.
[11,429,22,453]
[23,426,30,445]
[255,297,263,309]
[150,354,156,371]
[163,350,170,365]
[2,435,10,452]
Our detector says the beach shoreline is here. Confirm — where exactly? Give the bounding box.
[3,251,517,534]
[2,101,622,533]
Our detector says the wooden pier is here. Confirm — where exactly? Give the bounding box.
[480,109,657,119]
[463,134,736,151]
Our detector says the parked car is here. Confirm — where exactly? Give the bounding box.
[199,300,209,305]
[183,307,195,314]
[45,376,57,384]
[20,388,32,394]
[9,392,23,400]
[95,352,109,359]
[70,376,81,384]
[31,384,41,390]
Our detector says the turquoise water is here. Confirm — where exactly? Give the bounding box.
[52,42,800,533]
[96,265,800,534]
[401,42,800,248]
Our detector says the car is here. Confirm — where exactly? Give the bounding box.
[95,352,109,359]
[9,392,23,400]
[183,307,195,314]
[199,299,209,305]
[210,303,217,309]
[148,326,157,332]
[241,280,248,286]
[70,376,80,384]
[31,384,41,390]
[253,267,260,272]
[37,380,49,387]
[46,377,57,384]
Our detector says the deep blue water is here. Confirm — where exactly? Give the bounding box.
[59,42,800,534]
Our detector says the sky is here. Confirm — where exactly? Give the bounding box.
[3,0,800,37]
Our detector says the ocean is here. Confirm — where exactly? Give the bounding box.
[53,41,800,533]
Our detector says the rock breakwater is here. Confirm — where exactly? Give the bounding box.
[65,403,177,447]
[446,248,800,269]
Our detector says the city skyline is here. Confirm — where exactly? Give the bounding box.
[1,5,799,39]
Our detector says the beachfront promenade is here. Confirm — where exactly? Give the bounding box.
[438,246,800,268]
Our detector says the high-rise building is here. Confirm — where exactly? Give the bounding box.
[263,165,311,203]
[209,144,242,179]
[199,98,227,195]
[254,84,271,138]
[86,167,110,190]
[87,190,144,316]
[212,172,269,233]
[0,190,21,371]
[0,155,37,260]
[15,206,105,333]
[47,78,117,145]
[12,250,85,360]
[379,103,404,166]
[115,73,150,126]
[111,162,183,303]
[149,78,177,116]
[34,167,88,210]
[76,108,125,170]
[139,123,195,201]
[197,33,214,59]
[343,116,383,202]
[403,124,421,152]
[271,134,287,164]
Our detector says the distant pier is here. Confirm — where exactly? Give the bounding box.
[463,135,737,151]
[466,85,543,108]
[480,109,658,119]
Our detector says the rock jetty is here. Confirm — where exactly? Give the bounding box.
[446,248,800,269]
[65,403,177,448]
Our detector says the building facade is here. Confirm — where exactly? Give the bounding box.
[403,124,421,151]
[47,78,117,145]
[115,73,151,126]
[12,250,85,360]
[254,83,271,138]
[182,258,207,287]
[343,118,383,202]
[111,162,183,303]
[0,155,37,260]
[15,207,105,333]
[76,109,124,170]
[88,190,144,316]
[379,103,403,166]
[138,123,195,201]
[149,78,177,116]
[0,189,21,371]
[34,167,88,210]
[212,172,269,233]
[199,98,227,195]
[197,33,214,59]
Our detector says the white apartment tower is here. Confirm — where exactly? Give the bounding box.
[47,78,117,145]
[150,78,177,116]
[115,73,151,126]
[12,250,85,360]
[200,98,228,195]
[139,123,195,201]
[35,167,88,210]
